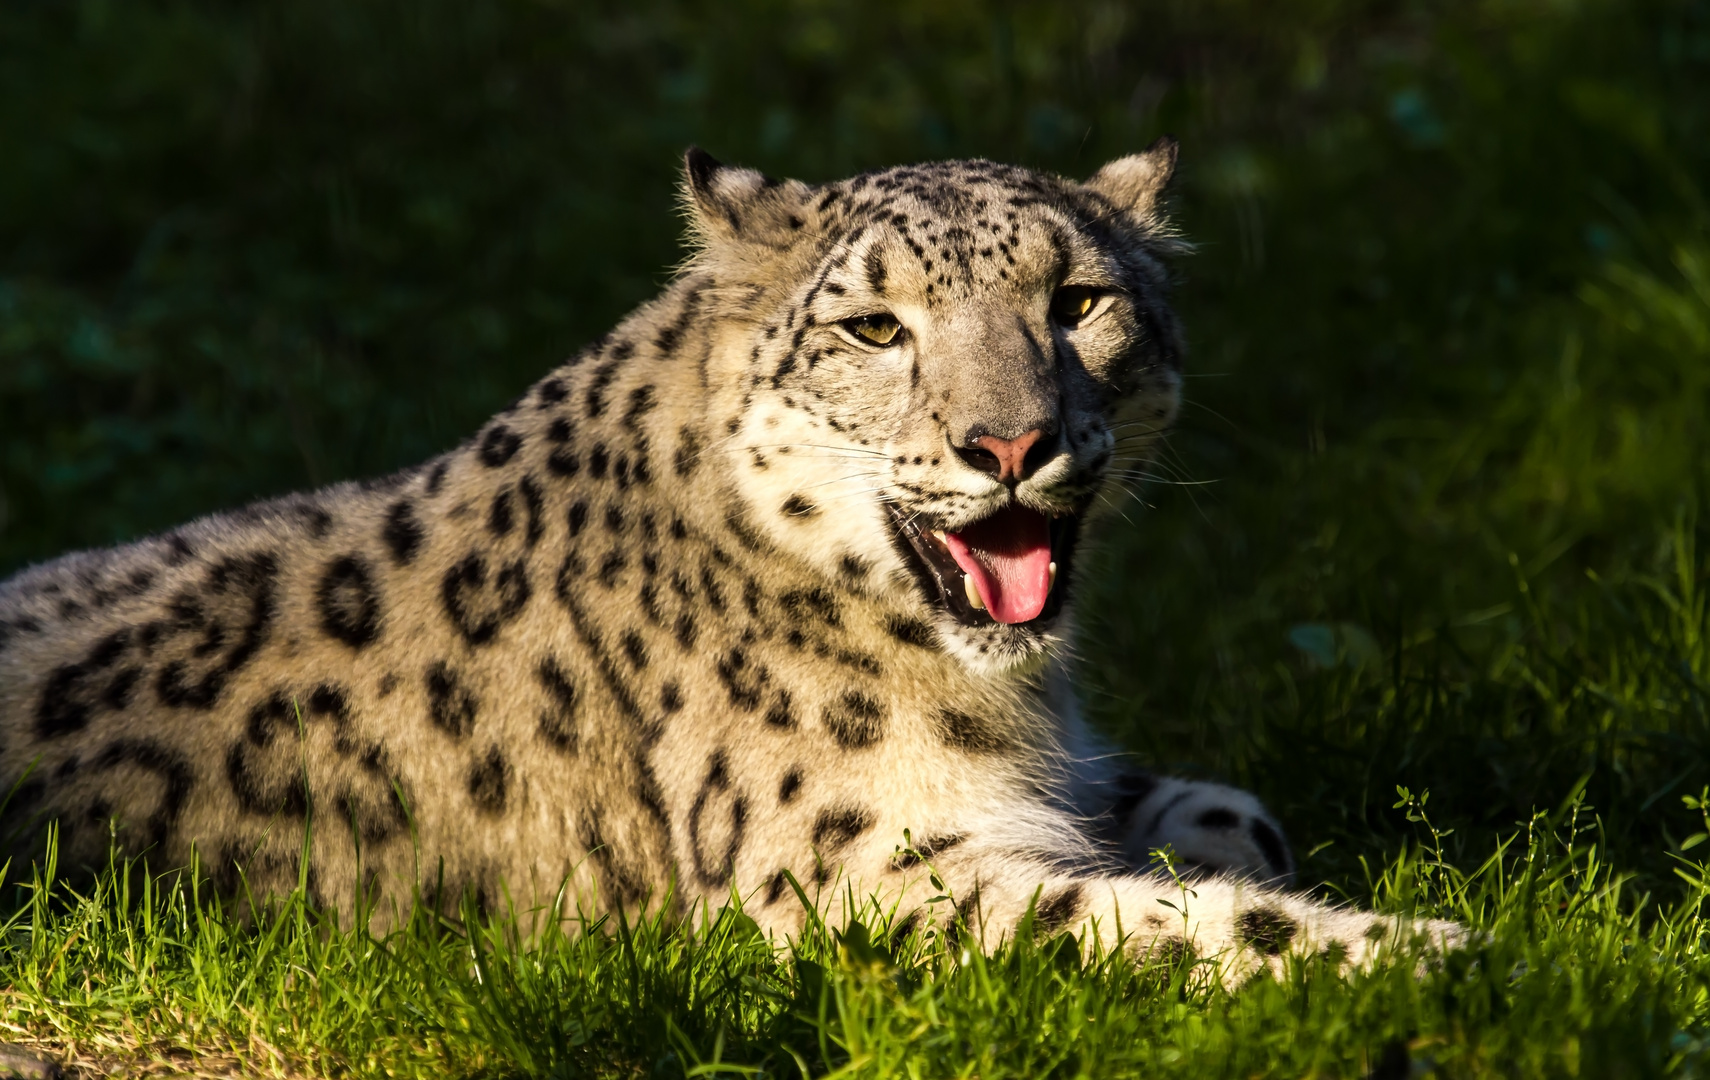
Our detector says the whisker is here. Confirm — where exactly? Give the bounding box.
[720,442,892,458]
[1105,472,1219,488]
[1179,398,1245,432]
[801,470,885,491]
[1107,420,1173,435]
[816,486,895,503]
[1093,489,1139,528]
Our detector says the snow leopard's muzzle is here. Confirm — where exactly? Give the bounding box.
[885,419,1105,632]
[878,312,1129,636]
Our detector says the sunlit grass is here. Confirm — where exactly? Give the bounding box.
[2,782,1708,1078]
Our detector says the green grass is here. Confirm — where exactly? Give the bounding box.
[3,786,1709,1077]
[4,0,1710,1074]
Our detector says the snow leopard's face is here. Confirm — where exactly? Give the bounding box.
[688,147,1184,674]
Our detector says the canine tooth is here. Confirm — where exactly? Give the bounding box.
[1048,561,1058,591]
[931,529,946,542]
[963,574,985,610]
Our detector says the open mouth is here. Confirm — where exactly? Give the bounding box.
[888,502,1081,628]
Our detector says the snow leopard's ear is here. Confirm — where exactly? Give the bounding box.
[682,147,814,251]
[1085,136,1179,226]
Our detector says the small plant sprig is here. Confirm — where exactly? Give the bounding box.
[1380,786,1459,908]
[1671,787,1710,904]
[1148,844,1197,934]
[1680,786,1710,855]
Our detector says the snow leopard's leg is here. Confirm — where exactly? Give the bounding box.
[791,830,1462,989]
[915,857,1462,986]
[1045,667,1296,884]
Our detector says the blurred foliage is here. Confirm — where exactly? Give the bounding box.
[4,0,1710,901]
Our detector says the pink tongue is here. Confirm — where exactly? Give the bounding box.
[943,505,1053,624]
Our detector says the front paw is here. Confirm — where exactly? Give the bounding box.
[1116,774,1295,884]
[1330,912,1472,975]
[1226,898,1470,984]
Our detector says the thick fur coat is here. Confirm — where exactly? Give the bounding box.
[0,144,1455,980]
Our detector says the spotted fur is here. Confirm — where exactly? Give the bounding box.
[0,144,1459,981]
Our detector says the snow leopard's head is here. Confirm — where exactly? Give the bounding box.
[685,145,1185,675]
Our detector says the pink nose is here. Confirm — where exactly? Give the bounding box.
[973,429,1047,484]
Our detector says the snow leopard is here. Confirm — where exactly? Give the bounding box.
[0,141,1457,981]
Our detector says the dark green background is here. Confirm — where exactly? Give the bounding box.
[4,0,1708,894]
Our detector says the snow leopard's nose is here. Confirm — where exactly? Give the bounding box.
[954,427,1056,485]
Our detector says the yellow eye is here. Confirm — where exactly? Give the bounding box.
[846,313,902,346]
[1051,286,1100,327]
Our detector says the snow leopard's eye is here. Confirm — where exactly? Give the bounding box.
[1050,286,1102,328]
[844,313,902,347]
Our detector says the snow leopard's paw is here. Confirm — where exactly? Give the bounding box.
[1112,772,1295,884]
